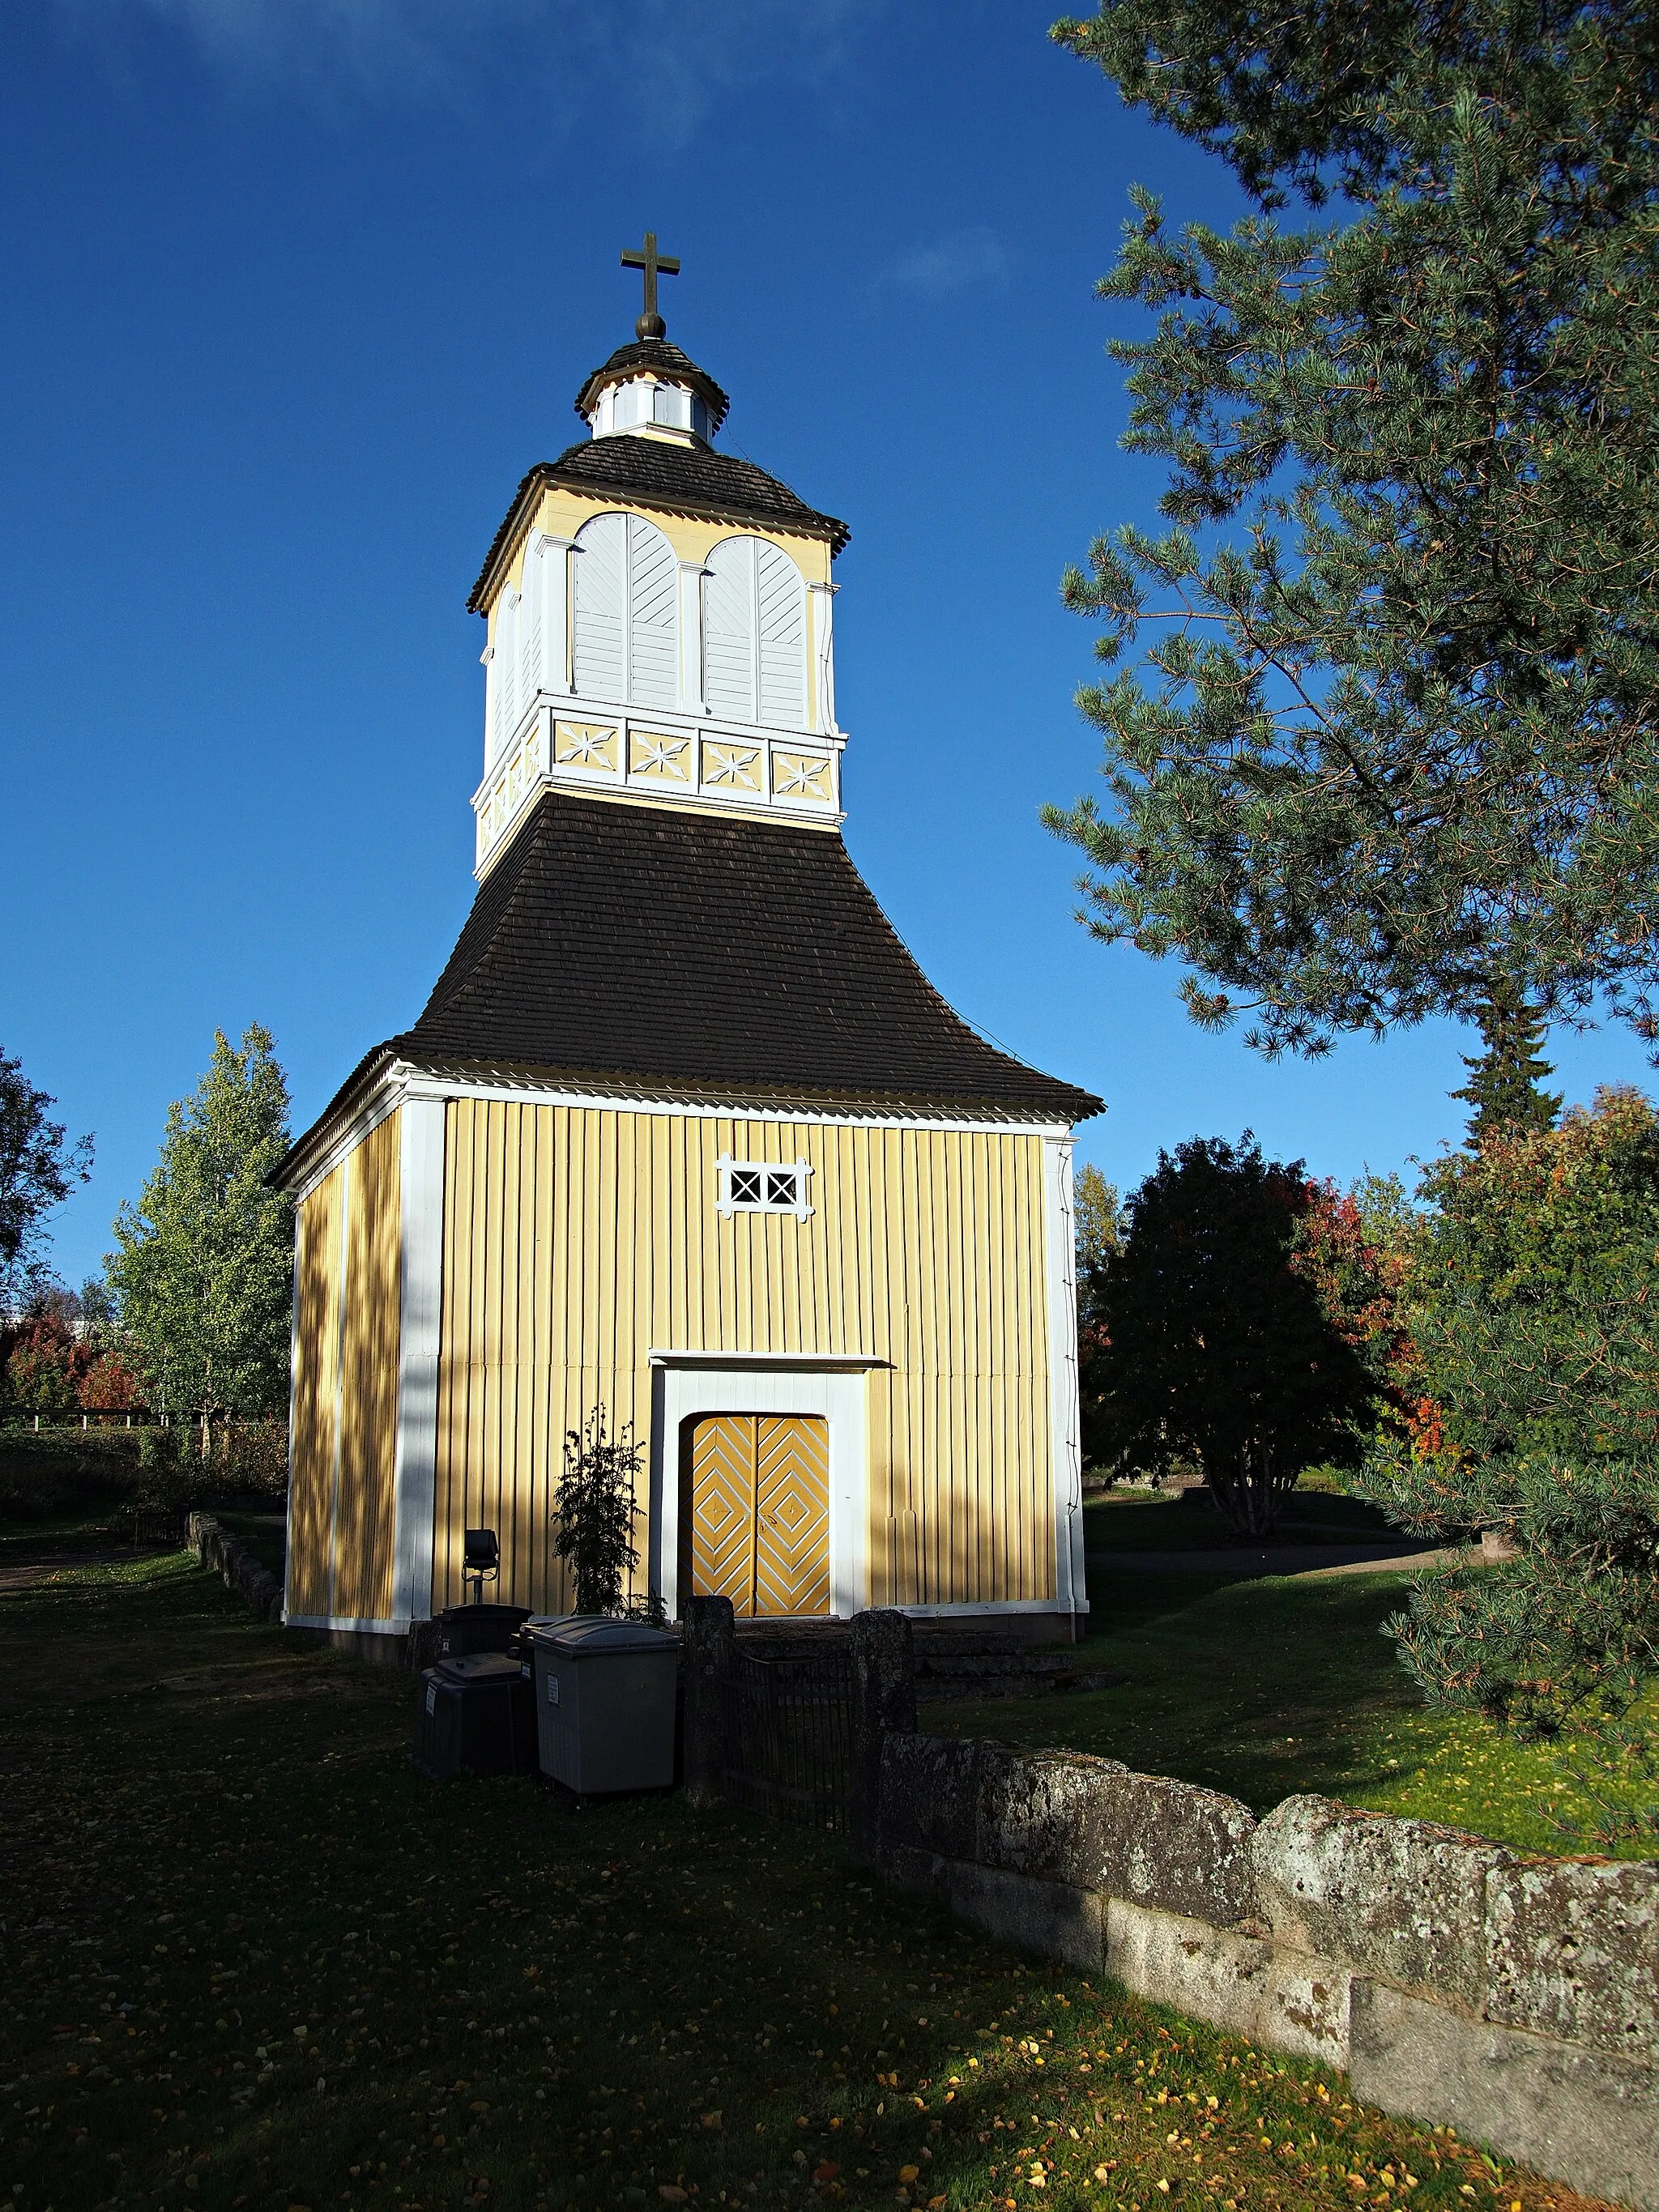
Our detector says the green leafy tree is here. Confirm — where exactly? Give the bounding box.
[1075,1163,1122,1279]
[1045,1,1659,1055]
[1451,987,1563,1146]
[552,1407,646,1617]
[1292,1172,1416,1410]
[1075,1164,1123,1468]
[1090,1134,1375,1532]
[0,1046,92,1303]
[105,1026,293,1421]
[1358,1088,1659,1737]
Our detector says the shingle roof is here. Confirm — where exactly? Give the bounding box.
[573,339,731,431]
[467,440,850,612]
[393,793,1102,1121]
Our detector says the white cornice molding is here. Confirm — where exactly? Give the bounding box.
[646,1349,890,1370]
[280,1058,1078,1207]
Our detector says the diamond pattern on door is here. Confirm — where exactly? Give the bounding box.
[684,1413,830,1617]
[688,1415,757,1612]
[755,1416,830,1616]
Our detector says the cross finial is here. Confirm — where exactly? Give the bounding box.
[620,230,680,341]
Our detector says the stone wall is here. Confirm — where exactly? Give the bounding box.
[185,1511,284,1624]
[876,1734,1658,2212]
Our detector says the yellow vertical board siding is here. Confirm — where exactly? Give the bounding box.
[335,1110,403,1623]
[431,1101,1054,1617]
[288,1166,343,1618]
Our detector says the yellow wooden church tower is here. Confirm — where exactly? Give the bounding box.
[273,241,1103,1652]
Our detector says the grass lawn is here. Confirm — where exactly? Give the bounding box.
[1081,1493,1407,1554]
[0,1557,1618,2212]
[923,1569,1656,1860]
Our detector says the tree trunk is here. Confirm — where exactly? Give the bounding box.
[1209,1440,1286,1536]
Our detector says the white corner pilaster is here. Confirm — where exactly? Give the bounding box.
[480,640,497,770]
[390,1095,446,1632]
[808,581,838,735]
[326,1146,352,1624]
[531,532,574,697]
[679,558,710,713]
[1043,1135,1088,1633]
[280,1205,302,1626]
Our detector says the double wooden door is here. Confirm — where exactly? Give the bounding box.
[683,1413,831,1617]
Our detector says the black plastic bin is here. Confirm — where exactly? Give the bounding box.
[433,1604,531,1659]
[415,1652,537,1779]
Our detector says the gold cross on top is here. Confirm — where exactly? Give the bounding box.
[621,231,680,341]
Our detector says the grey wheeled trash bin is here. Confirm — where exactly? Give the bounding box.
[527,1617,679,1794]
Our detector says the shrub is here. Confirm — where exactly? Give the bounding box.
[552,1409,645,1617]
[1358,1087,1659,1736]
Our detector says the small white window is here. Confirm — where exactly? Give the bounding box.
[717,1153,813,1222]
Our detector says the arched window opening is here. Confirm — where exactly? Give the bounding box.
[572,513,678,709]
[703,536,806,728]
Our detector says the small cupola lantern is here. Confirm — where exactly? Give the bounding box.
[575,232,731,446]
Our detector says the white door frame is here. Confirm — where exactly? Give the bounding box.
[646,1352,880,1622]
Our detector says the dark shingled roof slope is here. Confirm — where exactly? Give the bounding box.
[467,441,850,612]
[573,339,731,430]
[391,791,1102,1123]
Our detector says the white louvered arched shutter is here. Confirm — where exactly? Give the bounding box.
[756,541,806,728]
[627,518,679,709]
[573,514,627,701]
[501,588,522,735]
[520,543,545,702]
[703,536,756,722]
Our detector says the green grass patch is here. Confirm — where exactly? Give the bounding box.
[0,1556,1607,2212]
[1082,1490,1406,1553]
[924,1569,1653,1860]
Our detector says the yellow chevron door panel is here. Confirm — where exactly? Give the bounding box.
[689,1414,759,1613]
[684,1413,830,1617]
[755,1415,830,1617]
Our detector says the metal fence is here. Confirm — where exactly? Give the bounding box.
[718,1644,854,1833]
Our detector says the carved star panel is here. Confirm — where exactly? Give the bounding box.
[703,742,761,791]
[772,751,833,803]
[629,730,691,781]
[555,722,619,773]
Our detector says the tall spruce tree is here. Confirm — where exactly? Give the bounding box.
[105,1026,293,1420]
[1045,1,1659,1054]
[1451,987,1563,1146]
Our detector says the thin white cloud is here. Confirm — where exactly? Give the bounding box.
[876,225,1009,302]
[45,0,887,139]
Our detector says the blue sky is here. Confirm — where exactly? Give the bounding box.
[2,0,1651,1289]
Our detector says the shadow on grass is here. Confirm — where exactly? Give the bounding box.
[0,1555,1614,2212]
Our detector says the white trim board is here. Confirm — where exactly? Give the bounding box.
[647,1348,887,1370]
[650,1358,870,1626]
[285,1612,409,1636]
[284,1060,1075,1204]
[1043,1135,1088,1634]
